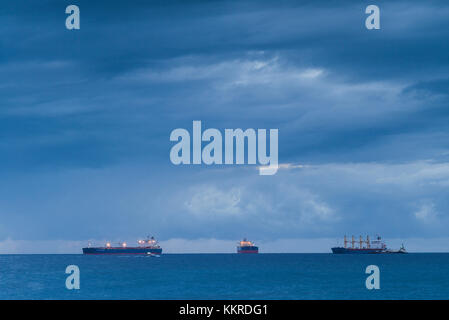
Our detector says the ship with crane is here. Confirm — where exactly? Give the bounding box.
[331,235,407,254]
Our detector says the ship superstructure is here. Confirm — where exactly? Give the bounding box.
[237,238,259,254]
[82,236,162,255]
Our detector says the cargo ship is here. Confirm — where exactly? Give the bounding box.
[331,235,406,254]
[82,236,162,255]
[237,238,259,254]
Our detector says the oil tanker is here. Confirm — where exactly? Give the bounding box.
[331,235,407,254]
[82,236,162,255]
[237,238,258,254]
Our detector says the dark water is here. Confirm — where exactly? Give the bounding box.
[0,253,448,299]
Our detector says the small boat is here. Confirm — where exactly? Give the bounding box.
[385,243,408,254]
[147,252,160,257]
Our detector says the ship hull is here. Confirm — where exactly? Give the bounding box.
[237,246,259,254]
[82,247,162,255]
[331,247,384,254]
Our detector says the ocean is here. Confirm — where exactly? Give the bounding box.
[0,253,448,300]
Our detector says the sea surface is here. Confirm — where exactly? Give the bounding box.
[0,253,448,299]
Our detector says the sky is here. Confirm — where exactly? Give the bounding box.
[1,0,449,253]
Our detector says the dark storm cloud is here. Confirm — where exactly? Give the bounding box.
[0,0,447,168]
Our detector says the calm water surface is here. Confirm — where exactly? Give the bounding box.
[0,253,448,299]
